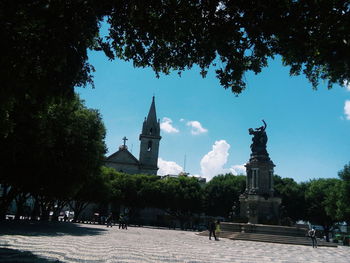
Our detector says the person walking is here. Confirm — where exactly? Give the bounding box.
[208,220,218,240]
[215,220,221,240]
[119,214,124,229]
[106,213,113,227]
[123,214,128,230]
[308,227,317,248]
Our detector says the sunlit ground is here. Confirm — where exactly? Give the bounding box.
[0,221,349,263]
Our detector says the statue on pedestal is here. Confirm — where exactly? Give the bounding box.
[239,119,280,224]
[248,120,268,157]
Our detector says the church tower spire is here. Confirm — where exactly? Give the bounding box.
[139,96,161,174]
[147,96,157,124]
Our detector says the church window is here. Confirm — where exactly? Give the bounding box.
[147,141,152,151]
[149,128,153,135]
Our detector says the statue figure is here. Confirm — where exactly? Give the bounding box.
[248,120,268,156]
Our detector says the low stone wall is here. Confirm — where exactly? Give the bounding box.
[221,222,308,237]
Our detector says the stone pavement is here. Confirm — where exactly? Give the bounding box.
[0,222,349,263]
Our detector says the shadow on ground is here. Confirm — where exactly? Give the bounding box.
[0,221,107,237]
[0,247,61,263]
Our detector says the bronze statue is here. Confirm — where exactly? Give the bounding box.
[249,120,268,156]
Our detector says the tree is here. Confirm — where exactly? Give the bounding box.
[337,162,350,224]
[14,192,31,220]
[0,95,106,219]
[273,175,306,224]
[304,178,342,241]
[69,166,113,222]
[2,1,350,137]
[1,0,103,137]
[110,172,160,219]
[203,174,246,218]
[154,176,203,229]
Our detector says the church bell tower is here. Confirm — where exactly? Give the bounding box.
[139,96,161,174]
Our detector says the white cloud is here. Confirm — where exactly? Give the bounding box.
[200,140,230,180]
[179,118,185,122]
[187,120,208,135]
[229,164,246,175]
[345,100,350,120]
[160,117,179,133]
[343,80,350,91]
[199,140,246,180]
[158,158,183,176]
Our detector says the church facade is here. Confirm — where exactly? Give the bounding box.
[105,97,161,175]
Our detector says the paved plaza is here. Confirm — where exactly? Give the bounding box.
[0,222,349,263]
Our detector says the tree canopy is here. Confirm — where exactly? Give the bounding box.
[110,172,160,209]
[69,166,114,221]
[0,95,106,219]
[2,1,350,137]
[304,178,342,240]
[105,0,350,92]
[337,162,350,223]
[107,172,203,227]
[273,175,306,223]
[155,176,203,219]
[203,174,245,217]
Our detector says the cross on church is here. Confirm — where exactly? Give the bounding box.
[122,136,128,147]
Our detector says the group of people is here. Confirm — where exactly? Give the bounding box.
[105,213,128,229]
[208,221,318,247]
[208,220,221,241]
[118,214,128,229]
[107,215,319,248]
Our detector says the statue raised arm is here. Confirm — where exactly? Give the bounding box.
[256,120,267,132]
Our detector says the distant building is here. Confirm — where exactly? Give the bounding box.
[105,96,161,175]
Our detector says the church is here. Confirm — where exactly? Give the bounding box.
[105,96,161,175]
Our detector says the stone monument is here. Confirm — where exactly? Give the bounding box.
[239,120,281,224]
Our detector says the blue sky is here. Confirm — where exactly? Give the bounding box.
[77,49,350,182]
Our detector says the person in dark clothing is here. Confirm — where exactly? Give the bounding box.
[106,213,113,227]
[123,215,128,229]
[209,220,218,240]
[308,227,317,248]
[119,214,124,229]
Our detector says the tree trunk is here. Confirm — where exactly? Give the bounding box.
[69,200,89,222]
[40,210,50,221]
[0,185,18,220]
[0,203,9,220]
[51,200,67,221]
[38,196,52,221]
[15,192,29,220]
[31,196,40,221]
[323,225,330,242]
[15,204,24,220]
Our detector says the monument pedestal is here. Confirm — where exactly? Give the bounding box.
[239,153,281,224]
[240,194,281,224]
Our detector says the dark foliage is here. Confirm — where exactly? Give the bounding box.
[0,96,106,219]
[273,175,306,223]
[204,174,246,217]
[2,1,350,136]
[337,163,350,223]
